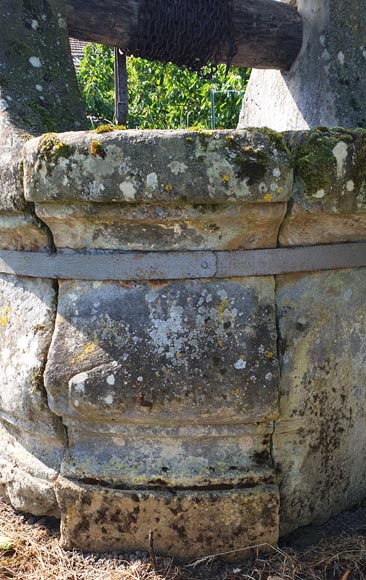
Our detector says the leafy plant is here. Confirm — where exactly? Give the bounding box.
[77,44,249,129]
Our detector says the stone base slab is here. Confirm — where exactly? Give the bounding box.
[56,478,279,561]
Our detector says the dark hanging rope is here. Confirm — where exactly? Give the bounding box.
[129,0,237,73]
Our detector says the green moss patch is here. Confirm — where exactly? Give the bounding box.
[38,133,71,163]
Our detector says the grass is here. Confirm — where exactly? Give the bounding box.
[1,498,366,579]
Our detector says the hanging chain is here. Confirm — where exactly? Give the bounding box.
[128,0,237,74]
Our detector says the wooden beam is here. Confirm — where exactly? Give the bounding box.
[65,0,303,70]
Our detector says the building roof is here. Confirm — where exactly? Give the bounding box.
[69,38,88,58]
[69,38,89,71]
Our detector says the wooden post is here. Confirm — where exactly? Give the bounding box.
[65,0,303,70]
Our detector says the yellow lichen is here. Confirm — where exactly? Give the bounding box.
[1,306,11,327]
[90,141,106,159]
[263,193,273,202]
[94,124,126,133]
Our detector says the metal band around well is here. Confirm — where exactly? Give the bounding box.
[0,242,365,281]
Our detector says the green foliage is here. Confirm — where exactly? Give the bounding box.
[77,44,249,129]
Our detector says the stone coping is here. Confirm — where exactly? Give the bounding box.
[0,127,363,251]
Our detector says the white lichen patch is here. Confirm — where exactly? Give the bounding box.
[58,17,67,28]
[332,141,348,178]
[106,374,115,386]
[0,100,9,112]
[149,305,186,363]
[234,359,247,370]
[346,180,355,192]
[31,20,39,29]
[337,51,345,65]
[35,85,43,92]
[272,167,281,178]
[313,189,326,198]
[146,172,158,190]
[168,161,188,175]
[72,372,88,394]
[29,56,42,68]
[104,395,114,405]
[119,182,136,200]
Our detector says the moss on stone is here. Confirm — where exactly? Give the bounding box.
[38,133,72,163]
[248,127,290,155]
[293,130,340,194]
[94,125,126,134]
[90,140,107,159]
[17,161,24,191]
[30,102,58,133]
[31,368,44,393]
[232,146,270,184]
[352,135,366,196]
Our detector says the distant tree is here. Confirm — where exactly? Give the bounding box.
[77,44,249,129]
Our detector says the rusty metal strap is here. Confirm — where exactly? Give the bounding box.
[0,242,365,281]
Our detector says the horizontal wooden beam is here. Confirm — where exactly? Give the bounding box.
[65,0,303,70]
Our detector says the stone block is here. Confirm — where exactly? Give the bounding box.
[0,274,65,515]
[56,478,279,560]
[0,421,61,516]
[274,268,366,534]
[44,277,278,488]
[61,422,275,489]
[34,201,287,251]
[0,214,50,250]
[24,129,293,205]
[280,129,366,245]
[0,141,51,250]
[0,142,27,214]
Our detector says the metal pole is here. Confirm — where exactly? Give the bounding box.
[114,48,128,125]
[210,89,216,129]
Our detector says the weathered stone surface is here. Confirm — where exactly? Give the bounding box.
[0,422,61,516]
[274,269,366,534]
[0,213,50,250]
[56,478,279,560]
[23,129,293,205]
[280,129,366,245]
[0,0,86,140]
[238,0,366,130]
[61,422,275,489]
[0,139,28,214]
[0,0,86,227]
[44,277,278,488]
[46,278,278,423]
[0,274,65,515]
[35,201,287,251]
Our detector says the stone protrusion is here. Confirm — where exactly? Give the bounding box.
[45,277,278,491]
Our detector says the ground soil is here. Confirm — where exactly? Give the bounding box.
[1,498,366,579]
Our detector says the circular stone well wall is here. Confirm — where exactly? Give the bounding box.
[0,127,365,559]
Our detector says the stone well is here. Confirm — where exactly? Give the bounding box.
[0,127,365,560]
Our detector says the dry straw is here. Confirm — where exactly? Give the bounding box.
[1,498,366,579]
